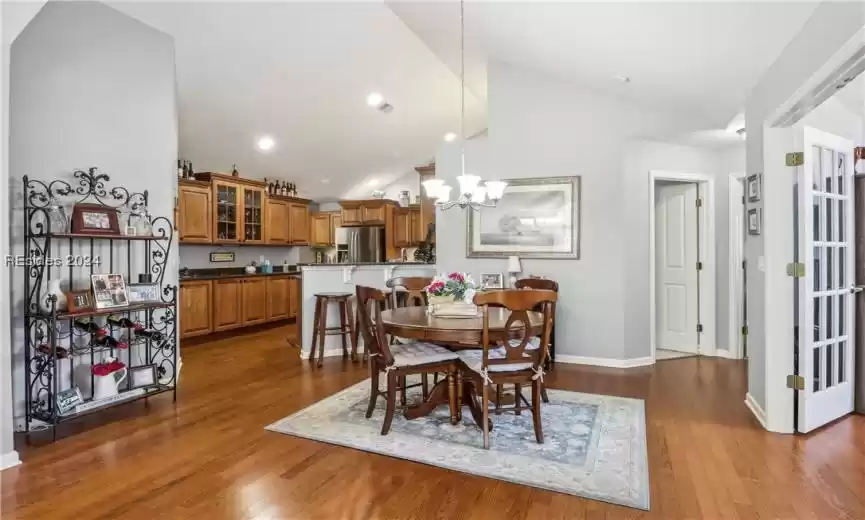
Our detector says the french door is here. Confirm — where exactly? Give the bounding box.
[797,127,856,433]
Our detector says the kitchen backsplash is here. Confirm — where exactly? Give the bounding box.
[179,245,308,269]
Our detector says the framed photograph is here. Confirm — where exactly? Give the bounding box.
[56,386,83,415]
[480,273,504,289]
[64,290,94,313]
[128,283,160,303]
[91,274,129,309]
[209,251,235,263]
[130,364,157,389]
[748,208,761,235]
[71,203,120,235]
[467,176,581,259]
[747,174,762,202]
[124,226,136,236]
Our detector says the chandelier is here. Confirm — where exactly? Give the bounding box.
[422,0,506,211]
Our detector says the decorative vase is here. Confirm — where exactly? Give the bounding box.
[40,280,67,313]
[427,294,455,307]
[93,365,127,400]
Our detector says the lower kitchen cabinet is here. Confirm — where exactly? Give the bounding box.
[180,280,213,338]
[288,276,299,318]
[241,277,268,326]
[266,276,291,321]
[213,279,244,332]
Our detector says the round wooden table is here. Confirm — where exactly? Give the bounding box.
[379,306,544,428]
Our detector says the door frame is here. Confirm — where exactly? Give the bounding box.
[726,172,747,359]
[649,170,717,360]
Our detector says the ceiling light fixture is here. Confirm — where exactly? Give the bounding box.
[422,0,506,211]
[367,179,379,187]
[366,92,384,107]
[736,128,747,141]
[443,132,457,142]
[321,179,331,185]
[256,135,275,152]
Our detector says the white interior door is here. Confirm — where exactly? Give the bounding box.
[655,183,699,354]
[797,126,855,433]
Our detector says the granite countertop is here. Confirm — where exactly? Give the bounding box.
[296,262,434,267]
[179,266,300,281]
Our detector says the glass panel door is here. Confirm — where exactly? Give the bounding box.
[215,183,238,241]
[243,188,263,242]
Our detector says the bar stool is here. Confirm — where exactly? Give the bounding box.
[310,292,355,367]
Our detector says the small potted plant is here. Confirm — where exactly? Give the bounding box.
[425,272,477,306]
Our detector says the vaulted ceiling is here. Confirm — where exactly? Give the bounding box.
[107,1,822,200]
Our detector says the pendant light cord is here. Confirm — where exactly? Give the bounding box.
[460,0,466,178]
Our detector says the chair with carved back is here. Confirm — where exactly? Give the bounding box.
[459,289,557,449]
[385,276,434,403]
[355,285,460,435]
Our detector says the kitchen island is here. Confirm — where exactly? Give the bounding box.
[299,263,436,359]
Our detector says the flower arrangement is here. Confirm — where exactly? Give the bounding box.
[425,272,477,302]
[92,358,126,376]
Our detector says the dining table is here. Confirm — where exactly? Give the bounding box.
[378,305,545,429]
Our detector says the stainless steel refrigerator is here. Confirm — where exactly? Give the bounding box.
[339,226,386,263]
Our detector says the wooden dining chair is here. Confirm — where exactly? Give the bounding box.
[385,276,434,402]
[508,277,559,404]
[458,289,557,449]
[355,285,460,435]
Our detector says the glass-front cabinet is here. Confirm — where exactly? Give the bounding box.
[243,187,265,243]
[214,181,239,242]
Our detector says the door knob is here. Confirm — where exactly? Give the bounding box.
[850,286,865,294]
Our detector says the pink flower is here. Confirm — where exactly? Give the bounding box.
[448,272,465,282]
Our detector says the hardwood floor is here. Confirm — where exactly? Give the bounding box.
[3,325,865,519]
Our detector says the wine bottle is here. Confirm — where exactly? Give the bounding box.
[281,182,287,196]
[177,159,183,179]
[135,329,164,341]
[74,318,106,336]
[107,315,136,328]
[37,344,69,359]
[187,160,194,178]
[92,335,127,349]
[292,182,297,196]
[231,164,239,177]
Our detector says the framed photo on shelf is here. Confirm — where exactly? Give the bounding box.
[90,274,129,309]
[480,273,504,289]
[56,387,83,415]
[747,173,762,202]
[64,290,94,313]
[130,364,157,389]
[71,203,120,235]
[128,283,161,303]
[748,208,761,235]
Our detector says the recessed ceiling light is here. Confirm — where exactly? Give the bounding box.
[366,92,384,107]
[367,179,379,187]
[612,75,631,84]
[256,135,275,151]
[321,179,331,184]
[444,132,457,142]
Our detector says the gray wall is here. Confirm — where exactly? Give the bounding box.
[179,245,307,269]
[8,2,177,423]
[435,61,730,362]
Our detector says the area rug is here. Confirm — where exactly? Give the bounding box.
[265,380,649,510]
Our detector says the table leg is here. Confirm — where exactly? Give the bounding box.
[403,377,450,420]
[462,379,493,432]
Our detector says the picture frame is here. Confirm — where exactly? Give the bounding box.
[747,173,762,202]
[64,290,94,313]
[127,283,161,303]
[129,364,157,389]
[56,386,83,415]
[480,273,504,289]
[467,176,581,259]
[71,203,120,235]
[748,208,761,235]
[209,251,235,263]
[90,274,129,309]
[124,225,136,236]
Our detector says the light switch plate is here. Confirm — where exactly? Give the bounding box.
[757,256,765,272]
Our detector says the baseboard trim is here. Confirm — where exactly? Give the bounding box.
[1,451,21,471]
[713,348,737,359]
[745,392,768,430]
[556,355,654,368]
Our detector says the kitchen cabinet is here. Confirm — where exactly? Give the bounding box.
[213,279,244,331]
[339,200,395,226]
[178,181,212,244]
[197,173,269,244]
[213,180,241,243]
[416,164,436,243]
[179,280,212,338]
[362,203,386,225]
[266,276,291,321]
[288,203,309,245]
[288,276,299,318]
[265,199,290,244]
[340,201,362,226]
[393,208,412,247]
[310,212,332,247]
[241,277,268,325]
[409,207,421,245]
[331,213,342,244]
[242,186,266,244]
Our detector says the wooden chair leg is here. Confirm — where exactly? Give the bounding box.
[347,298,358,362]
[382,371,397,435]
[366,366,379,418]
[532,379,544,444]
[421,373,429,400]
[338,301,349,358]
[309,298,321,361]
[494,384,503,415]
[448,371,457,425]
[456,370,463,422]
[482,383,490,449]
[433,372,439,385]
[399,376,407,406]
[541,382,549,404]
[514,383,522,415]
[316,300,327,368]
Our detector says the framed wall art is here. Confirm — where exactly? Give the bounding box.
[467,176,581,259]
[479,273,504,289]
[748,208,761,235]
[71,203,120,235]
[128,283,160,303]
[747,173,762,202]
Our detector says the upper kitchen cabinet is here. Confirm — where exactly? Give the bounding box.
[393,206,421,248]
[310,212,332,247]
[196,173,268,245]
[340,201,362,226]
[178,180,212,244]
[242,186,265,244]
[416,164,436,243]
[339,200,395,227]
[287,202,309,245]
[265,199,290,244]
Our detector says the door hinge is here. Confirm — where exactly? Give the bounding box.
[697,323,703,333]
[786,152,804,166]
[696,197,703,207]
[786,262,805,277]
[696,261,703,271]
[786,374,805,390]
[742,260,746,269]
[741,325,748,336]
[741,195,746,204]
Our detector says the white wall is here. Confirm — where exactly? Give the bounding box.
[179,245,303,269]
[798,97,864,144]
[436,61,722,363]
[744,1,865,429]
[8,2,177,425]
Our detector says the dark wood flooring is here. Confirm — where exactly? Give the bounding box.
[2,324,865,519]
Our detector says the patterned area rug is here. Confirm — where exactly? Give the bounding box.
[266,380,649,510]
